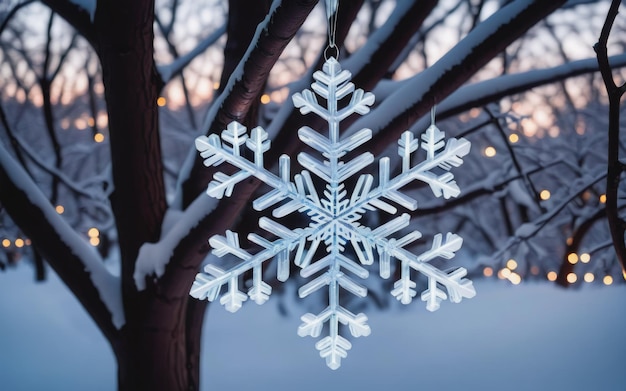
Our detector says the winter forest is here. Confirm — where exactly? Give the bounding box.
[1,0,626,390]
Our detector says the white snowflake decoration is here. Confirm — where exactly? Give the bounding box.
[190,57,475,369]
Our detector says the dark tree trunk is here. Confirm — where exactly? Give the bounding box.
[93,0,179,389]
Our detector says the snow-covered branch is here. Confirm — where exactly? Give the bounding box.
[387,54,626,130]
[347,0,567,152]
[0,141,124,335]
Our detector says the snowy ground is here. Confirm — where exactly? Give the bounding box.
[1,266,625,390]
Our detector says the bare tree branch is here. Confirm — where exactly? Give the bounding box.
[594,0,626,272]
[39,0,96,47]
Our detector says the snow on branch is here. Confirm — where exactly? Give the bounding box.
[405,53,626,131]
[345,0,566,145]
[0,141,124,331]
[134,195,220,291]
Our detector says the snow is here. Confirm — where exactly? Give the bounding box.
[134,195,220,290]
[0,142,125,328]
[1,266,625,390]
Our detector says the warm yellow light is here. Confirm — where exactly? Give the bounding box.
[94,133,105,143]
[260,94,271,104]
[584,273,595,283]
[1,239,10,248]
[599,194,606,204]
[88,228,100,238]
[55,205,65,214]
[508,272,522,285]
[89,237,100,246]
[539,190,551,200]
[213,82,220,90]
[501,268,512,278]
[580,253,590,264]
[484,146,496,157]
[157,97,167,107]
[566,273,577,283]
[483,267,493,277]
[14,238,24,248]
[603,275,613,285]
[567,253,578,264]
[508,134,519,143]
[547,271,557,281]
[623,270,626,281]
[566,237,573,246]
[506,259,518,270]
[87,117,95,127]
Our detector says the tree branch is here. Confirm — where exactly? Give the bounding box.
[347,0,567,155]
[39,0,96,47]
[0,141,122,340]
[180,0,319,207]
[594,0,626,272]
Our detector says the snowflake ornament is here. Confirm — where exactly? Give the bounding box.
[190,57,475,369]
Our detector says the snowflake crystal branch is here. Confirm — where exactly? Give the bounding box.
[190,57,475,369]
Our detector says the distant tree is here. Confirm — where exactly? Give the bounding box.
[1,0,625,389]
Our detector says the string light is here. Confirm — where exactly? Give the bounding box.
[94,133,105,143]
[483,267,493,277]
[14,238,24,248]
[88,228,100,246]
[506,259,518,270]
[547,271,557,281]
[55,205,65,214]
[508,134,519,143]
[567,253,578,264]
[508,272,522,285]
[157,97,167,107]
[260,94,271,104]
[599,194,606,204]
[603,275,613,285]
[583,273,594,283]
[1,239,10,248]
[566,273,577,283]
[484,146,496,157]
[580,253,590,263]
[539,190,551,200]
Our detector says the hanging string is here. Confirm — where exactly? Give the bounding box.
[325,0,339,60]
[430,104,437,126]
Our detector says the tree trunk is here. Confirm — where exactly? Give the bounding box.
[93,1,180,389]
[115,297,196,391]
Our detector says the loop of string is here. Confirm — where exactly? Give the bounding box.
[325,0,339,60]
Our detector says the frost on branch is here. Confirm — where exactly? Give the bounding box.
[190,57,475,369]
